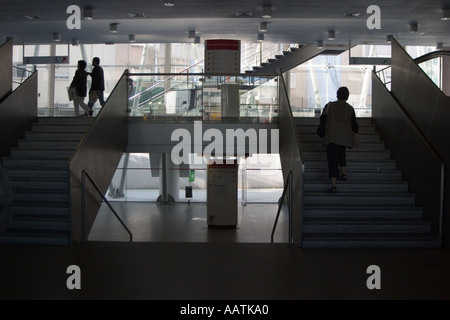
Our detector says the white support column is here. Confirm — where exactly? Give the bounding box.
[48,44,56,116]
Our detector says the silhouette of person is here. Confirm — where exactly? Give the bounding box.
[320,86,360,193]
[69,60,90,116]
[87,57,105,116]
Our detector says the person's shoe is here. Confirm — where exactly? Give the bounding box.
[340,174,347,181]
[88,110,93,117]
[329,186,337,193]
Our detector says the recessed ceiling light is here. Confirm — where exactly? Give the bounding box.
[343,12,361,18]
[24,15,42,20]
[83,7,93,20]
[442,8,450,20]
[164,0,174,6]
[110,23,119,33]
[410,22,418,33]
[259,22,268,32]
[262,5,272,18]
[53,32,61,42]
[128,13,146,18]
[328,30,335,40]
[236,12,253,17]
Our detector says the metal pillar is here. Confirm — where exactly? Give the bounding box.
[157,153,179,203]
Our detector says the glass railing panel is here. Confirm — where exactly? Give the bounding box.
[128,73,279,122]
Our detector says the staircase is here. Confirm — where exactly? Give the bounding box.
[0,117,93,245]
[295,117,440,248]
[246,43,347,75]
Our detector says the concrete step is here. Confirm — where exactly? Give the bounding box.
[300,141,386,151]
[298,133,381,142]
[10,180,69,192]
[10,149,73,159]
[5,165,69,181]
[302,150,391,161]
[304,181,408,192]
[8,219,70,231]
[303,218,431,233]
[13,192,70,203]
[303,205,424,219]
[31,124,91,133]
[0,233,70,246]
[304,170,402,180]
[36,116,94,124]
[294,117,374,126]
[17,140,80,149]
[304,160,397,170]
[12,205,70,216]
[25,132,85,141]
[303,192,416,206]
[301,235,441,248]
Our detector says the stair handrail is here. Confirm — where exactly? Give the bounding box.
[413,50,450,65]
[271,170,293,245]
[81,169,133,243]
[373,70,445,241]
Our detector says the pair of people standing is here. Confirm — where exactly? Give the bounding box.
[70,57,105,116]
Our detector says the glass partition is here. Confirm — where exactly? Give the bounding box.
[128,73,279,122]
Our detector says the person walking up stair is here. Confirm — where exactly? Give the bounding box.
[87,57,105,116]
[320,86,360,193]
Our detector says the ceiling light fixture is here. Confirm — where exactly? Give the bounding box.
[53,32,61,42]
[188,30,196,39]
[129,34,136,42]
[110,23,119,33]
[317,40,324,49]
[83,7,93,20]
[442,8,450,20]
[409,22,418,34]
[164,0,175,6]
[386,34,393,43]
[262,5,272,18]
[128,13,146,18]
[236,11,253,17]
[257,33,264,41]
[71,38,79,46]
[24,15,42,20]
[259,22,268,32]
[194,36,201,44]
[437,42,444,50]
[328,30,335,40]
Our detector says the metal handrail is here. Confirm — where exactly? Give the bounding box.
[271,170,293,245]
[81,169,133,243]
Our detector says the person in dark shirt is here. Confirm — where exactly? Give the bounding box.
[320,87,360,193]
[87,57,105,116]
[69,60,90,116]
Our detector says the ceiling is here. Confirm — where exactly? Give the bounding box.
[1,0,450,47]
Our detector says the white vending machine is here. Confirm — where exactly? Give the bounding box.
[207,160,238,228]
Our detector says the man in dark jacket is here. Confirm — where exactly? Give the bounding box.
[69,60,90,116]
[87,57,105,116]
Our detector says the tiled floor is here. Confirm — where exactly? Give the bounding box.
[89,189,287,243]
[1,190,450,301]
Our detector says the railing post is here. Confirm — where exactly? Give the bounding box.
[288,171,293,246]
[81,169,86,244]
